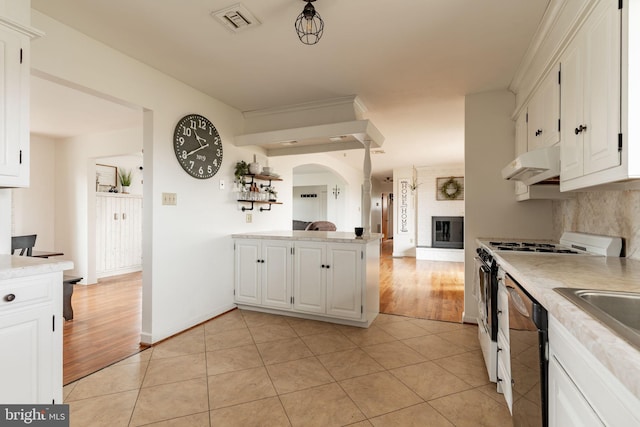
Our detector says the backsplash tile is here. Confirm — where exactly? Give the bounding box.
[552,190,640,259]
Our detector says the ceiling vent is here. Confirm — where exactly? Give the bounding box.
[212,3,261,33]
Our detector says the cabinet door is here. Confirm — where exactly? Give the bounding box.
[119,197,143,269]
[527,67,560,151]
[326,244,362,319]
[560,36,585,181]
[293,243,325,314]
[582,0,621,175]
[0,25,25,183]
[234,240,261,304]
[0,304,54,404]
[549,356,604,427]
[262,240,292,309]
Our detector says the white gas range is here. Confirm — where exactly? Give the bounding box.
[474,232,622,384]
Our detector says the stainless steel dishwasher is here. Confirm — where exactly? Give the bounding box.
[505,274,548,427]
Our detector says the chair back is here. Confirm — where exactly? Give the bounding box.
[11,234,37,256]
[305,221,337,231]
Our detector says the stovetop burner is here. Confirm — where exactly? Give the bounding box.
[489,241,580,254]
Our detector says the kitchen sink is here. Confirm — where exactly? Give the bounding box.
[555,288,640,350]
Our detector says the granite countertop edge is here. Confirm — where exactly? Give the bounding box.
[232,230,382,244]
[0,254,74,280]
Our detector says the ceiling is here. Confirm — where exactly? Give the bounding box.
[30,0,549,181]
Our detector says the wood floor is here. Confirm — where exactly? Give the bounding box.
[63,241,465,384]
[379,240,465,322]
[63,272,147,384]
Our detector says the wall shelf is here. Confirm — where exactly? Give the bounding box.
[238,174,283,212]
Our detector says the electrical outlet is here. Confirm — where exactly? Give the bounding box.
[246,213,252,223]
[162,192,177,206]
[219,179,225,190]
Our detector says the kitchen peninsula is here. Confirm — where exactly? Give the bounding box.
[232,231,381,327]
[0,254,73,404]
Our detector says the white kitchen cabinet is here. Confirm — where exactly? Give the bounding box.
[96,194,143,278]
[549,315,640,427]
[234,238,292,310]
[233,233,380,327]
[0,272,63,404]
[293,242,325,314]
[293,242,362,320]
[0,19,42,188]
[527,64,561,151]
[496,274,513,413]
[560,0,622,190]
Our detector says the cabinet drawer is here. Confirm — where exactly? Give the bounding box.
[0,275,55,311]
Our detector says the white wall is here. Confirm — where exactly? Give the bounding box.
[464,89,553,323]
[416,165,465,247]
[11,135,56,250]
[292,185,326,222]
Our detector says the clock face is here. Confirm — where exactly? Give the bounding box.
[173,114,223,179]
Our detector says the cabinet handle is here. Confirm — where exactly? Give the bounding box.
[497,309,502,315]
[574,124,588,135]
[326,264,330,269]
[114,213,119,220]
[497,347,502,352]
[321,264,325,268]
[122,213,127,220]
[4,294,16,302]
[535,129,542,136]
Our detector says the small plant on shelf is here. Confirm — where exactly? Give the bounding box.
[119,168,132,191]
[267,187,278,201]
[234,161,249,183]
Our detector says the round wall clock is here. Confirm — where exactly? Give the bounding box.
[173,114,223,179]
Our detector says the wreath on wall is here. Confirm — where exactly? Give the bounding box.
[437,177,464,200]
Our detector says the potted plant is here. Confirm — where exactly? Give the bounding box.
[234,161,249,183]
[267,187,278,202]
[119,168,132,193]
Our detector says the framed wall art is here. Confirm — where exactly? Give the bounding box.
[436,176,464,201]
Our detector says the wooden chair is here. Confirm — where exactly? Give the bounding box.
[11,234,37,256]
[305,221,337,231]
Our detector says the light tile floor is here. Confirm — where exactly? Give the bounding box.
[63,310,512,426]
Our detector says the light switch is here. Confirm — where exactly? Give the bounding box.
[162,192,177,206]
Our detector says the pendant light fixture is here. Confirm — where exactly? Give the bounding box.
[295,0,324,45]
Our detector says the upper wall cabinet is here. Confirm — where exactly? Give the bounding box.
[527,64,561,151]
[0,19,42,188]
[560,0,622,190]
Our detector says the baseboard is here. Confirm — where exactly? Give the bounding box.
[416,247,464,262]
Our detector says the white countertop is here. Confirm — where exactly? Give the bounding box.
[491,250,640,399]
[0,255,74,280]
[232,230,382,244]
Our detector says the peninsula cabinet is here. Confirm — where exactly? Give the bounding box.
[293,241,362,320]
[0,255,72,405]
[560,0,626,191]
[0,19,42,188]
[548,315,640,427]
[234,239,292,310]
[232,231,381,327]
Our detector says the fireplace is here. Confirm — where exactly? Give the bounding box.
[432,216,464,249]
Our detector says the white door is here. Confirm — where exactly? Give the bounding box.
[326,244,362,319]
[234,240,261,304]
[293,242,326,314]
[582,0,621,175]
[262,240,292,309]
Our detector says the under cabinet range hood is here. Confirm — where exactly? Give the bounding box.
[501,145,560,185]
